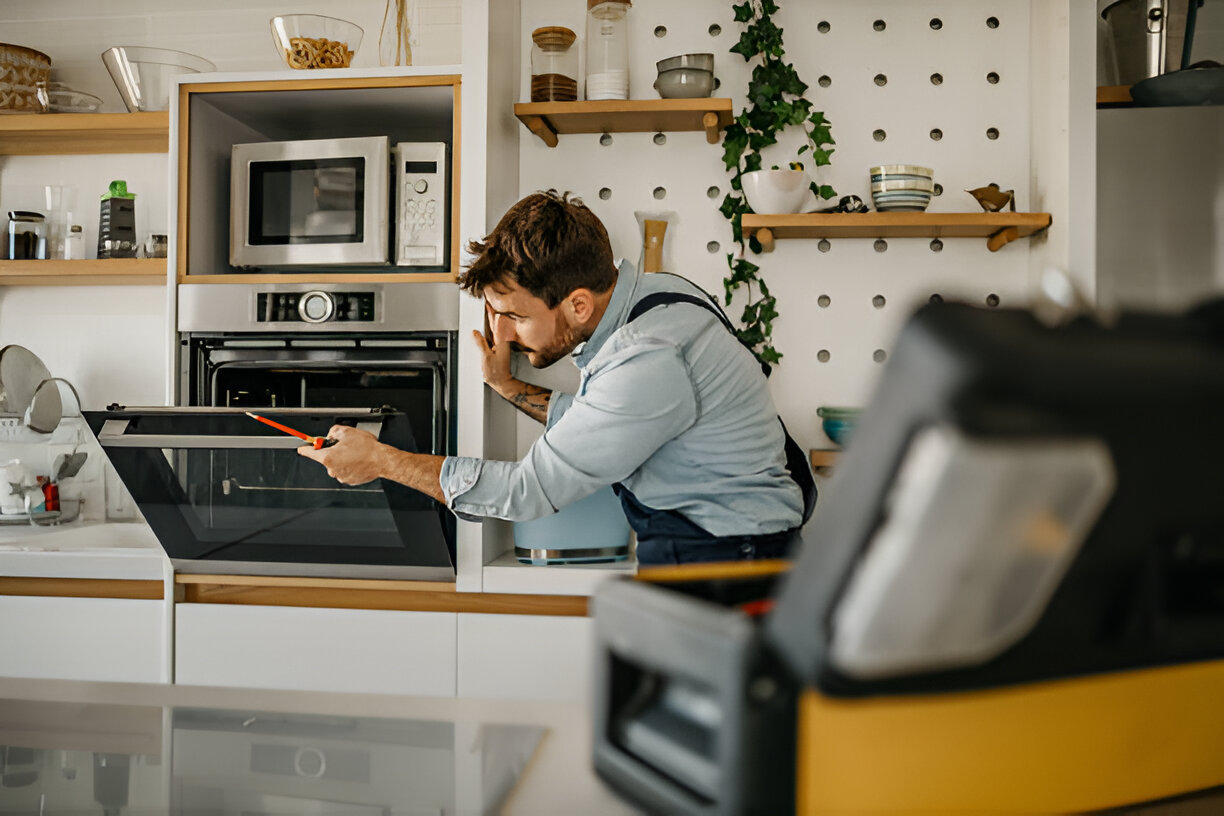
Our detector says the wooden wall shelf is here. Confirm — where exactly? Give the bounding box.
[1097,85,1134,106]
[180,271,455,285]
[742,212,1052,253]
[514,98,734,147]
[0,112,169,155]
[0,258,167,286]
[810,450,841,469]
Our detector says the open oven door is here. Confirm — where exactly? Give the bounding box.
[83,407,455,580]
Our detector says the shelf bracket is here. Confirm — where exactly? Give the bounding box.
[702,112,720,144]
[521,115,559,148]
[986,226,1021,252]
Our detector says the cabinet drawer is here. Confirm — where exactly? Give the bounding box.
[175,603,456,696]
[0,595,167,683]
[458,613,594,702]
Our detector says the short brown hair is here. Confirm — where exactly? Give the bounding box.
[460,190,615,308]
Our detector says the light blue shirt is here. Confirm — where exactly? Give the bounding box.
[440,260,803,536]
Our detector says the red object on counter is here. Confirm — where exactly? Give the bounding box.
[42,481,59,512]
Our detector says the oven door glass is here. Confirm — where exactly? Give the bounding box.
[84,409,454,580]
[249,158,366,246]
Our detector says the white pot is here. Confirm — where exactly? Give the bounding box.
[740,169,812,214]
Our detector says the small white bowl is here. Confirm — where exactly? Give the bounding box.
[741,169,811,214]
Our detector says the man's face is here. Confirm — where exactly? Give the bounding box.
[484,279,586,368]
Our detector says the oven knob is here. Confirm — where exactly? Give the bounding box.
[298,290,336,323]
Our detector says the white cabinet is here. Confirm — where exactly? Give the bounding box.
[175,604,457,696]
[457,613,594,702]
[0,595,167,682]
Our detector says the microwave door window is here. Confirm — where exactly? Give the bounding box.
[249,158,365,245]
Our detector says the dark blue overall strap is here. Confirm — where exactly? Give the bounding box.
[622,280,817,524]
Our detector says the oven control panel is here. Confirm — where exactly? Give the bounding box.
[257,291,376,323]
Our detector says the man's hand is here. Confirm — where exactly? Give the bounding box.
[471,309,552,424]
[297,424,387,485]
[472,324,515,394]
[298,424,447,503]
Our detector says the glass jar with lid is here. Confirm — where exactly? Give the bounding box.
[530,26,579,102]
[586,0,631,100]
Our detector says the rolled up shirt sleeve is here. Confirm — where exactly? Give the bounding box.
[441,339,698,522]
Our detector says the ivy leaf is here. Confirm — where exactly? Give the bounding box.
[732,1,755,22]
[760,345,783,365]
[818,184,837,200]
[811,147,834,167]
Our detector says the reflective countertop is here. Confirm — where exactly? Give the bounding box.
[0,678,641,815]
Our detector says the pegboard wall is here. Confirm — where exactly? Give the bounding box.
[511,0,1051,451]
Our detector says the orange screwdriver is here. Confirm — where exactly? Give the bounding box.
[245,412,335,449]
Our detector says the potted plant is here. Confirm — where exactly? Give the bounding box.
[719,0,837,365]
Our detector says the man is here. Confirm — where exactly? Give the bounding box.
[300,190,806,564]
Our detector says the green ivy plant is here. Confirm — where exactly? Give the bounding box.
[720,0,837,365]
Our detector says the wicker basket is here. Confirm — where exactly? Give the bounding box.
[0,42,51,114]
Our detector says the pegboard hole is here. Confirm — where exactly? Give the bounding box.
[817,21,831,33]
[929,128,943,141]
[817,349,831,363]
[652,186,667,200]
[706,241,720,253]
[653,133,667,146]
[930,293,944,303]
[654,25,667,38]
[933,183,944,196]
[873,239,888,252]
[706,185,720,199]
[872,129,887,142]
[708,23,722,37]
[817,294,831,308]
[929,17,943,30]
[817,239,831,253]
[986,127,1000,140]
[818,75,831,88]
[873,349,888,363]
[987,72,1000,85]
[987,16,1000,29]
[986,294,1001,307]
[873,19,886,31]
[930,72,943,85]
[929,238,944,252]
[599,187,612,200]
[872,294,886,309]
[873,73,887,86]
[599,133,613,146]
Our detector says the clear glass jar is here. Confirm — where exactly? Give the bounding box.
[585,0,630,100]
[530,26,578,102]
[64,224,83,260]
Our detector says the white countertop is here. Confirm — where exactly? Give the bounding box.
[0,521,169,580]
[0,676,642,816]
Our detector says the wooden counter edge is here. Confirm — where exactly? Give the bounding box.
[175,574,588,616]
[0,576,163,600]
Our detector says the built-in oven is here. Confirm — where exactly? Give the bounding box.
[85,282,460,579]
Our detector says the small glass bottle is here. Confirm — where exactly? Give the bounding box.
[64,224,83,260]
[585,0,631,100]
[530,26,578,102]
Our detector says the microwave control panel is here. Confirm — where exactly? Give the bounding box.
[394,141,447,267]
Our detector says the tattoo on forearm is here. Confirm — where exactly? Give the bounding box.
[508,384,552,423]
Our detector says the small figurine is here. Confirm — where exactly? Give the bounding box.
[966,183,1015,212]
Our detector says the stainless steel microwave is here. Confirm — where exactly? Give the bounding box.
[229,135,447,270]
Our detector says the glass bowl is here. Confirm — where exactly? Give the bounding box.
[270,15,363,69]
[41,82,102,113]
[101,46,215,112]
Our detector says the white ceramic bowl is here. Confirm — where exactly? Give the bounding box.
[102,46,214,111]
[741,169,811,214]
